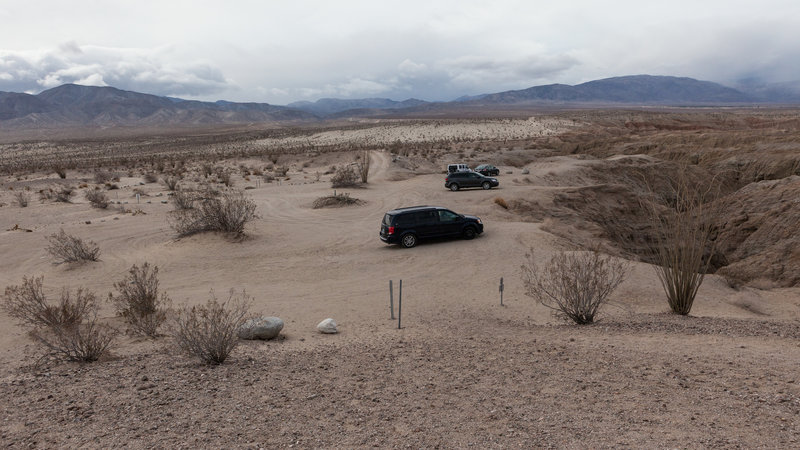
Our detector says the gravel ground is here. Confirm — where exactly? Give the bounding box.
[2,309,799,449]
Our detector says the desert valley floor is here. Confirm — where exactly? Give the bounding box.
[1,112,799,448]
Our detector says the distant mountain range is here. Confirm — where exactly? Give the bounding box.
[2,75,799,129]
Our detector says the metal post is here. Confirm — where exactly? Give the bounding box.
[398,279,403,329]
[499,277,504,306]
[389,280,395,320]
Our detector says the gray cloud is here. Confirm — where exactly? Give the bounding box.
[0,44,232,97]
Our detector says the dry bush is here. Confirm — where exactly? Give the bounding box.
[494,197,509,209]
[162,176,180,191]
[2,275,96,329]
[108,262,171,337]
[94,171,113,184]
[143,172,159,183]
[168,188,258,237]
[45,229,101,264]
[357,151,371,183]
[40,186,75,203]
[33,312,116,362]
[170,290,251,365]
[171,189,197,210]
[85,189,109,209]
[2,276,114,362]
[522,249,628,324]
[642,169,721,315]
[14,190,31,207]
[312,192,364,209]
[330,165,359,188]
[53,167,67,179]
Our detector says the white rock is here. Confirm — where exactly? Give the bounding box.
[521,168,530,174]
[317,318,338,334]
[238,316,284,340]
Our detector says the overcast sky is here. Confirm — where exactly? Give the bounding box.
[1,1,798,104]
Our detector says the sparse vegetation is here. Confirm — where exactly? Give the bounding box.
[171,290,251,365]
[85,189,110,208]
[171,189,197,210]
[2,275,95,329]
[109,263,171,337]
[357,150,371,183]
[2,276,115,362]
[162,176,180,191]
[312,192,364,209]
[45,229,101,264]
[14,190,31,207]
[330,165,359,188]
[643,169,721,315]
[168,188,258,237]
[522,249,628,324]
[494,197,508,209]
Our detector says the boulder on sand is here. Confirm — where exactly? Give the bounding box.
[238,316,284,340]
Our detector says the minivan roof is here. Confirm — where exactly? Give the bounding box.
[386,205,445,214]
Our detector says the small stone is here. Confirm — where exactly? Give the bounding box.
[521,168,530,174]
[317,318,338,334]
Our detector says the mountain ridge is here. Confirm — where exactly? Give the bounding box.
[3,75,800,129]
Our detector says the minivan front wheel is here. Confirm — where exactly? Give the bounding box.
[482,182,491,190]
[401,233,418,248]
[449,183,459,192]
[462,227,476,240]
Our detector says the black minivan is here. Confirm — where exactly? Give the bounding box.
[380,205,484,248]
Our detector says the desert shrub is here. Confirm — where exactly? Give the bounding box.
[330,165,359,188]
[274,166,289,177]
[2,276,114,362]
[94,171,113,184]
[217,170,232,187]
[108,262,170,337]
[494,197,509,209]
[34,313,116,362]
[357,151,370,183]
[45,229,101,264]
[143,172,159,183]
[643,170,721,315]
[162,176,180,191]
[14,190,31,207]
[168,188,257,237]
[312,192,364,209]
[171,189,197,210]
[54,167,67,179]
[2,275,96,329]
[40,187,75,203]
[85,189,109,208]
[170,290,251,365]
[263,173,275,183]
[522,249,628,324]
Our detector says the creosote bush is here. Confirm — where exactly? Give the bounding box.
[45,229,101,264]
[330,165,359,188]
[109,262,171,337]
[2,276,115,362]
[522,249,628,324]
[168,188,257,237]
[171,189,197,210]
[357,150,370,183]
[171,290,251,365]
[85,189,110,208]
[312,192,364,209]
[2,275,95,329]
[14,190,31,207]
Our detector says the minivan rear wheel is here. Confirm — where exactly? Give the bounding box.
[401,233,418,248]
[449,183,459,191]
